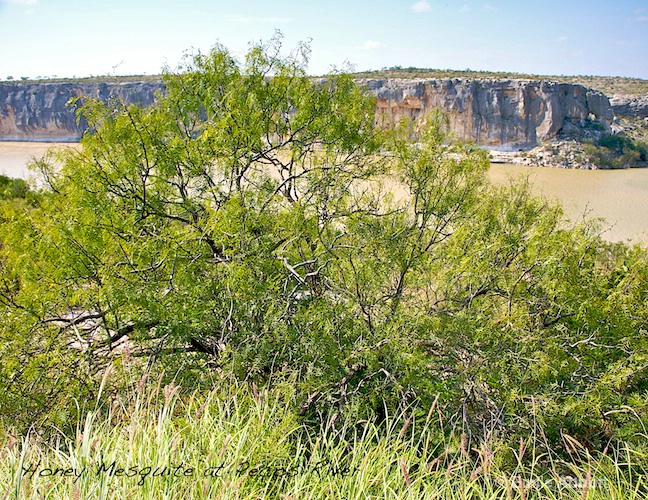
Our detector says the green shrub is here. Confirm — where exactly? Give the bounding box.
[587,134,648,168]
[0,36,646,461]
[0,175,29,200]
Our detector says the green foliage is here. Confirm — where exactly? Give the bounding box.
[604,134,647,161]
[0,174,31,201]
[0,35,646,466]
[583,134,648,168]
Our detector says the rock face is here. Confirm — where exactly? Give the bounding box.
[609,95,648,119]
[359,78,614,150]
[0,82,163,142]
[0,79,614,149]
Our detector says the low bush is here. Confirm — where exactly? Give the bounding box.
[583,134,648,168]
[0,36,646,476]
[0,175,29,200]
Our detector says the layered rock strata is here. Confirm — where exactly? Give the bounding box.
[359,78,614,150]
[0,82,163,142]
[1,79,615,150]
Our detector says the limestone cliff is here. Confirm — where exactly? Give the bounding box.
[0,79,614,149]
[359,78,613,150]
[0,82,163,142]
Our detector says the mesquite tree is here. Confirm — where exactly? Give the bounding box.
[0,35,646,453]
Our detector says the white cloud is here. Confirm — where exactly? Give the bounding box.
[556,35,568,43]
[0,0,38,4]
[482,3,495,11]
[459,4,470,13]
[410,1,431,13]
[634,16,648,22]
[363,40,384,50]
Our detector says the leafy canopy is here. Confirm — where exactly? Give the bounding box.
[0,35,646,457]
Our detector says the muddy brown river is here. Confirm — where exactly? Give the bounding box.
[488,163,648,243]
[1,142,647,243]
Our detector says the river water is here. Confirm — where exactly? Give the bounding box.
[1,142,647,243]
[0,141,79,180]
[488,163,648,243]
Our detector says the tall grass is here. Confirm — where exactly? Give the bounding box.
[1,375,645,499]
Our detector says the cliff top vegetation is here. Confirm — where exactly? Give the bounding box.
[351,67,648,97]
[4,68,648,97]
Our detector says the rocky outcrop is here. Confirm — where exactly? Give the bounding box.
[359,78,614,150]
[609,95,648,119]
[0,82,163,142]
[0,79,614,149]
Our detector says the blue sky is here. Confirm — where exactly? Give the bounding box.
[1,0,647,80]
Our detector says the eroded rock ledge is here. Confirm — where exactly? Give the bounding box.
[360,78,613,150]
[0,78,616,150]
[0,81,163,142]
